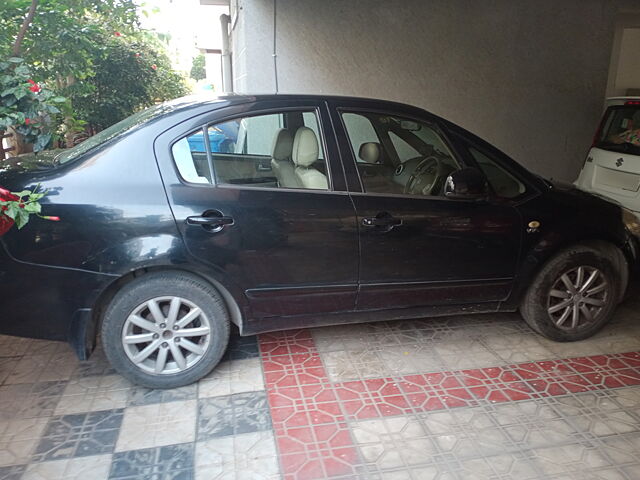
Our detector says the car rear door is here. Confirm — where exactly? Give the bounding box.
[154,99,359,322]
[328,99,524,311]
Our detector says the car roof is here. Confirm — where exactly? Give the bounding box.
[167,93,428,115]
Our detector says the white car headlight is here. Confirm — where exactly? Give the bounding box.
[622,208,640,237]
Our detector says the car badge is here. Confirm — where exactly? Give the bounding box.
[616,158,624,167]
[527,220,541,233]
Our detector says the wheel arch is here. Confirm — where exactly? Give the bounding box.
[89,266,246,352]
[508,235,631,310]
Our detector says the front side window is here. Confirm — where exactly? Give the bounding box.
[341,112,459,197]
[172,110,329,190]
[467,146,526,199]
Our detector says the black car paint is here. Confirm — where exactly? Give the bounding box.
[0,94,635,359]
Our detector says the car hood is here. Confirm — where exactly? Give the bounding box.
[544,178,624,218]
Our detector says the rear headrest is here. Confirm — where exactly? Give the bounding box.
[358,142,382,164]
[292,127,319,167]
[271,128,293,161]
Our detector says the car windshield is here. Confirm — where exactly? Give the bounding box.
[594,105,640,156]
[56,103,171,164]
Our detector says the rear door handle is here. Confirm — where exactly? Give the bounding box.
[186,212,234,231]
[362,215,402,228]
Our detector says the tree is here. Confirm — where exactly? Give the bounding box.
[72,33,189,131]
[190,54,206,81]
[1,0,190,152]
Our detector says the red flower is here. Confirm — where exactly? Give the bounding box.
[114,31,122,37]
[151,64,157,71]
[29,84,41,93]
[135,53,141,57]
[0,187,19,202]
[25,118,31,125]
[18,203,25,209]
[1,205,7,212]
[42,216,60,221]
[27,79,36,85]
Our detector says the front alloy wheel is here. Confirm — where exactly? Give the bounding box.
[547,266,609,330]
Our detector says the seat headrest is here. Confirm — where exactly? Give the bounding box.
[271,128,293,161]
[358,142,382,164]
[292,127,319,167]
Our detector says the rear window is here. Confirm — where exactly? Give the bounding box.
[595,105,640,156]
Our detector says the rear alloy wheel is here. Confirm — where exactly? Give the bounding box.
[521,245,621,341]
[102,272,229,388]
[122,296,212,375]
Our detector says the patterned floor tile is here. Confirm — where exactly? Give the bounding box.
[55,375,133,415]
[335,378,413,420]
[128,383,197,407]
[456,454,540,479]
[377,345,445,376]
[198,357,264,399]
[22,454,112,480]
[0,335,36,358]
[109,443,193,479]
[480,333,555,364]
[0,381,66,420]
[116,400,197,452]
[0,358,18,386]
[2,351,78,385]
[322,349,387,382]
[486,400,582,449]
[597,433,640,467]
[351,416,438,470]
[197,392,271,440]
[529,443,613,475]
[221,334,260,361]
[418,407,515,459]
[73,348,116,378]
[32,409,123,462]
[0,417,49,467]
[195,431,279,480]
[0,465,25,480]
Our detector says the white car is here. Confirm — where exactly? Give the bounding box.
[575,96,640,216]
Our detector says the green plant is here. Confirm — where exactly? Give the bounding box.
[0,185,59,231]
[190,54,206,81]
[0,58,65,152]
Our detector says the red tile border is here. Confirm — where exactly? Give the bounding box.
[259,330,360,480]
[259,328,640,478]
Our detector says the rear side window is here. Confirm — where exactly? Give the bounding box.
[172,110,329,190]
[595,105,640,155]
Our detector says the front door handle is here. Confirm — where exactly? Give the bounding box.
[362,214,402,228]
[186,212,234,231]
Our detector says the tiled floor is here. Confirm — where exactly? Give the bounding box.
[1,287,640,479]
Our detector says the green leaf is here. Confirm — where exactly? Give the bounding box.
[13,209,30,229]
[24,202,41,214]
[8,58,23,63]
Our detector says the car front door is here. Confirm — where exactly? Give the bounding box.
[329,101,524,311]
[155,100,359,325]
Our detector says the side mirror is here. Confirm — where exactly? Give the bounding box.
[444,168,489,200]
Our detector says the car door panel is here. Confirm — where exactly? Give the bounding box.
[327,100,523,310]
[155,100,359,319]
[351,193,521,309]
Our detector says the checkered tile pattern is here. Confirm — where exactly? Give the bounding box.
[1,285,640,479]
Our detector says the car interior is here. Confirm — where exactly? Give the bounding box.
[173,111,329,190]
[343,112,460,197]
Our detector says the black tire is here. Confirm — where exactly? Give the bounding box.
[520,244,622,342]
[101,271,230,388]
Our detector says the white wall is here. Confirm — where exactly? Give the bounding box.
[230,0,627,181]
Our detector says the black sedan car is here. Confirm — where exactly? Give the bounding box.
[1,94,638,388]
